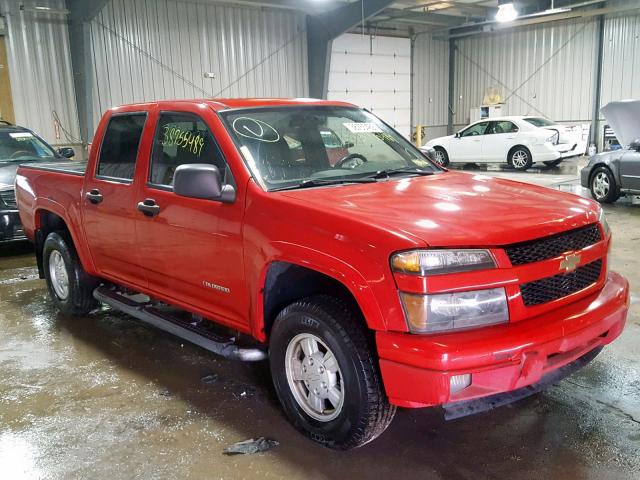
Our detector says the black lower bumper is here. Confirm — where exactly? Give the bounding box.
[443,346,603,420]
[0,210,26,243]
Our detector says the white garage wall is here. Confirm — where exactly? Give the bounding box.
[412,31,449,142]
[88,0,308,130]
[452,17,599,128]
[328,33,411,137]
[601,13,640,107]
[0,0,81,145]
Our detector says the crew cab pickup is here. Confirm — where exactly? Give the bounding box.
[15,99,629,450]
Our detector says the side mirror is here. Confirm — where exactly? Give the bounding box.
[454,132,461,138]
[342,141,355,148]
[630,139,640,152]
[58,147,75,158]
[173,164,236,203]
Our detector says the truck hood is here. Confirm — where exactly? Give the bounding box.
[601,99,640,147]
[279,171,599,247]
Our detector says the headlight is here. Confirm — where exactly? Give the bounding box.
[399,288,509,333]
[599,209,610,237]
[391,249,496,276]
[546,132,559,144]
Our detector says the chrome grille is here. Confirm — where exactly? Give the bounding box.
[506,224,601,266]
[520,260,602,306]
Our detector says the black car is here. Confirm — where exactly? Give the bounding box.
[0,122,75,243]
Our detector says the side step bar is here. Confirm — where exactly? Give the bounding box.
[93,286,267,362]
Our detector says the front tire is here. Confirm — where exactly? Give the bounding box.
[508,146,533,170]
[433,147,450,167]
[43,232,99,315]
[590,166,619,203]
[269,295,396,450]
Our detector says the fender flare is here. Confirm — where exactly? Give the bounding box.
[251,241,387,341]
[34,199,96,276]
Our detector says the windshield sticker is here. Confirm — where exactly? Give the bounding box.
[161,126,205,156]
[232,117,280,143]
[342,122,382,134]
[9,132,34,140]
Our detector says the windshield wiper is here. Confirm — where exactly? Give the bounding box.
[271,177,376,191]
[363,167,435,180]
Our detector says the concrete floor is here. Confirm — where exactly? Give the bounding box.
[1,159,639,479]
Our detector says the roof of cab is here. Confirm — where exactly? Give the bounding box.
[0,123,31,133]
[109,98,357,113]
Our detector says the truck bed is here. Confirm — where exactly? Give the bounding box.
[19,160,87,176]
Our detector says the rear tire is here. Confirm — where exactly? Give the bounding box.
[590,166,619,203]
[508,146,533,170]
[43,232,99,315]
[433,147,450,167]
[269,295,396,450]
[543,159,563,167]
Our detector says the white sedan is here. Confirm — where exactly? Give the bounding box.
[422,116,567,170]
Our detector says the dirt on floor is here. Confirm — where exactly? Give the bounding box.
[1,175,639,479]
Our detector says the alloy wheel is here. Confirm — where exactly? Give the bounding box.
[592,171,610,200]
[511,150,528,169]
[49,250,69,300]
[285,333,344,422]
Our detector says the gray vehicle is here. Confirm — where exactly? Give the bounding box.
[581,100,640,203]
[0,121,75,243]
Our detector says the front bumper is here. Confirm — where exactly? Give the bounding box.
[580,163,593,188]
[0,210,26,243]
[377,271,629,408]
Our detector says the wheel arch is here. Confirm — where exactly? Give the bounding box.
[256,256,386,343]
[589,162,621,186]
[34,208,95,279]
[507,144,531,158]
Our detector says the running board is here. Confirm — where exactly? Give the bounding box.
[93,287,267,362]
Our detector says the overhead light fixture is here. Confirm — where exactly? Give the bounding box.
[495,1,518,23]
[19,5,70,16]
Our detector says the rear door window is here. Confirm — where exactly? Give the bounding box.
[96,113,147,181]
[488,121,518,134]
[149,112,231,187]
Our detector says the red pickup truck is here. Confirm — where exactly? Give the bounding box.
[15,99,629,449]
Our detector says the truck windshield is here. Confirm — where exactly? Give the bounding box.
[0,131,57,162]
[220,106,438,191]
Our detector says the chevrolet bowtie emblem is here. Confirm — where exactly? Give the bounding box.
[559,254,581,273]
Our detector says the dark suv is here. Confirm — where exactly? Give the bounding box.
[0,121,75,243]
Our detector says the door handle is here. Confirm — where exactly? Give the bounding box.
[85,189,103,204]
[137,198,160,217]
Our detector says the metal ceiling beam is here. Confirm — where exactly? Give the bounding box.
[372,10,467,26]
[407,1,490,16]
[307,0,395,99]
[437,1,619,39]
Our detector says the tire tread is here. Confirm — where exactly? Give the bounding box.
[272,294,396,449]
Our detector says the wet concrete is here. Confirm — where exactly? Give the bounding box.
[1,163,639,479]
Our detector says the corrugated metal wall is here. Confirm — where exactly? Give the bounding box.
[452,17,599,128]
[601,13,640,107]
[0,0,80,145]
[412,31,449,141]
[87,0,308,130]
